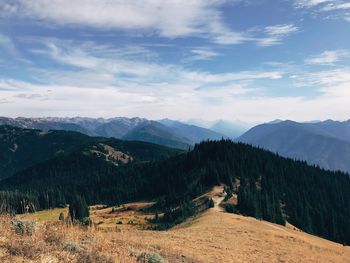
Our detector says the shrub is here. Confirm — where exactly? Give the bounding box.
[77,250,114,263]
[5,239,43,259]
[137,252,167,263]
[59,212,65,221]
[81,217,93,226]
[44,230,64,245]
[224,186,233,201]
[63,241,85,253]
[225,204,238,214]
[10,219,36,235]
[208,198,215,208]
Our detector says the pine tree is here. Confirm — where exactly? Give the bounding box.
[69,195,89,221]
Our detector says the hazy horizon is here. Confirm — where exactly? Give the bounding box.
[1,115,350,127]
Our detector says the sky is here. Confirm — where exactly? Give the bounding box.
[0,0,350,122]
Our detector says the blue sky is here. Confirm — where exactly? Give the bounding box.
[0,0,350,122]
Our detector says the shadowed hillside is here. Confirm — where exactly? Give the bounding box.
[0,125,181,179]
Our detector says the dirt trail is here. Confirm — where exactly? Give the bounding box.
[211,185,226,212]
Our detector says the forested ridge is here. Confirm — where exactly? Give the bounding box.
[0,125,181,180]
[0,139,350,245]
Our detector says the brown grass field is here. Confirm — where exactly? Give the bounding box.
[1,187,350,262]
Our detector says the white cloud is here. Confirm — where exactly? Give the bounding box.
[294,0,331,8]
[1,1,297,47]
[28,39,283,89]
[1,47,350,122]
[294,0,350,21]
[0,38,288,121]
[258,24,299,47]
[322,2,350,11]
[305,50,349,65]
[185,48,221,62]
[2,73,350,122]
[0,0,242,44]
[306,68,350,86]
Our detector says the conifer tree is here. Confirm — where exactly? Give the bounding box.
[69,195,89,221]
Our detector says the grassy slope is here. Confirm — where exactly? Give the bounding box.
[3,188,350,262]
[3,210,349,262]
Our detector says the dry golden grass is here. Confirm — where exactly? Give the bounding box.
[2,187,350,262]
[90,202,157,231]
[4,209,349,262]
[16,208,68,222]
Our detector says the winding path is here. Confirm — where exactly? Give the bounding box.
[211,185,226,212]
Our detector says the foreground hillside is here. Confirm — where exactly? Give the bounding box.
[1,200,349,263]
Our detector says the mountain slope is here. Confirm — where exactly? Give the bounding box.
[308,119,350,142]
[159,119,225,143]
[135,208,350,262]
[0,125,181,179]
[0,126,92,179]
[238,120,350,172]
[122,121,192,149]
[94,117,148,138]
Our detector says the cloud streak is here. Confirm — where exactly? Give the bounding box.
[294,0,350,21]
[305,50,349,65]
[1,1,297,47]
[258,24,299,47]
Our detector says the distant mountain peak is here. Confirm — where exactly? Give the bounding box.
[268,119,284,124]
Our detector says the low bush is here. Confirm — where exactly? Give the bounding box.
[81,217,93,226]
[10,218,36,235]
[5,239,44,260]
[225,204,238,214]
[77,249,114,263]
[63,241,85,253]
[208,198,215,208]
[44,229,64,245]
[137,251,167,263]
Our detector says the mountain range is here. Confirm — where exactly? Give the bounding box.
[2,116,350,173]
[0,117,228,149]
[238,119,350,173]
